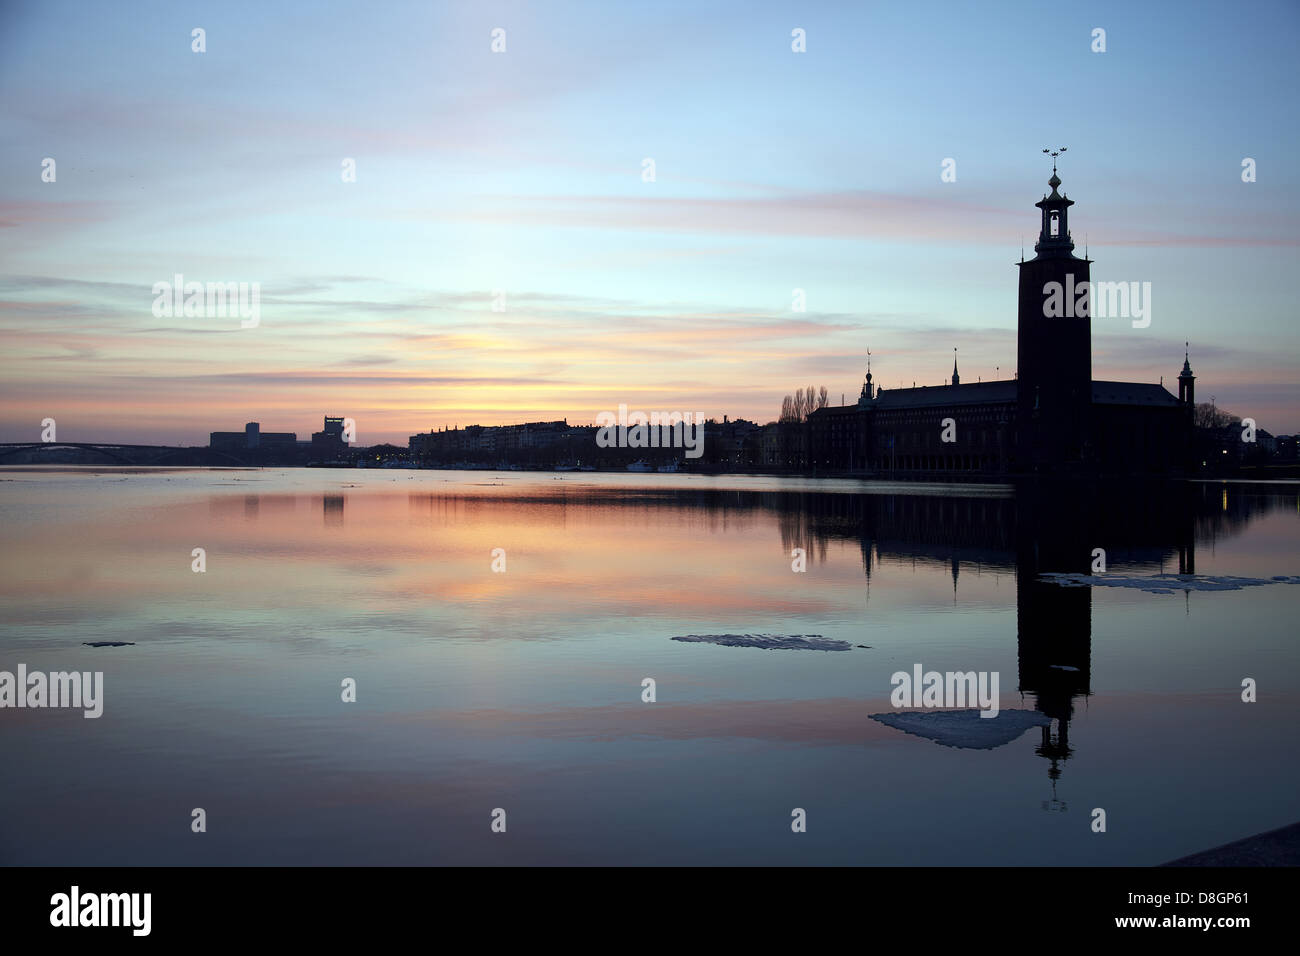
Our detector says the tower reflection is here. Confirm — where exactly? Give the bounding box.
[323,494,344,527]
[781,479,1283,804]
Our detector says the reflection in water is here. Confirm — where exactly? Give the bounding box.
[6,470,1290,865]
[785,481,1275,808]
[393,474,1278,815]
[1016,488,1091,811]
[323,494,344,527]
[786,481,1284,813]
[629,480,1279,813]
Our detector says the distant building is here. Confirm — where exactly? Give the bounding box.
[704,416,761,467]
[210,421,297,452]
[759,423,783,467]
[409,419,573,462]
[807,168,1195,476]
[311,415,348,458]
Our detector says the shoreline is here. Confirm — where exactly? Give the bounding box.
[1163,821,1300,866]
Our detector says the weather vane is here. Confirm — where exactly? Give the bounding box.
[1042,146,1068,175]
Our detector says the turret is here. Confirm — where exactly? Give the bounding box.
[1178,344,1195,405]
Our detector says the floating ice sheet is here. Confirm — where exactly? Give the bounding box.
[870,708,1051,749]
[671,633,852,651]
[1039,572,1300,594]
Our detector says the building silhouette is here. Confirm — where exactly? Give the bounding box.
[311,415,348,458]
[808,170,1195,476]
[209,421,297,454]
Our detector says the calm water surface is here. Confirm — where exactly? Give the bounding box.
[1,467,1297,865]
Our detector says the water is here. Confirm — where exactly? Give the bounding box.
[1,467,1297,865]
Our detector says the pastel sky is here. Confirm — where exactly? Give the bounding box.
[1,0,1297,445]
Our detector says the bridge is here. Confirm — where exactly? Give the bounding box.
[0,442,253,466]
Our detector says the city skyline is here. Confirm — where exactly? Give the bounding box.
[3,0,1299,897]
[3,0,1298,447]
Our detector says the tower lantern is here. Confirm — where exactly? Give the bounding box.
[859,348,875,404]
[1035,148,1074,256]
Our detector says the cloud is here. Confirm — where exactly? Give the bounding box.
[0,201,119,230]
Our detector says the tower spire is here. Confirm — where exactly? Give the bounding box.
[951,347,960,386]
[1042,146,1067,177]
[859,348,875,403]
[1178,343,1196,406]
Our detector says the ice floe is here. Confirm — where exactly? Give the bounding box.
[870,708,1051,749]
[1039,572,1300,594]
[671,633,852,651]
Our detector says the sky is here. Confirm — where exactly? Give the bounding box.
[1,0,1297,445]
